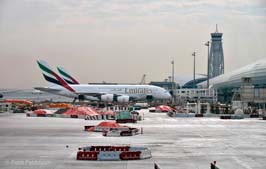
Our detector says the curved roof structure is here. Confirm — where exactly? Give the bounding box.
[183,77,207,88]
[174,74,206,86]
[198,59,266,89]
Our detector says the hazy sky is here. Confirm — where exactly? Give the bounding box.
[0,0,265,88]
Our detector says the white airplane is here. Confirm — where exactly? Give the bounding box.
[35,60,171,103]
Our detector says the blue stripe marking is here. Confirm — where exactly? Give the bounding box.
[43,74,62,86]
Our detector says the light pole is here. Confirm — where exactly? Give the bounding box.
[192,52,196,88]
[171,60,175,104]
[205,41,210,88]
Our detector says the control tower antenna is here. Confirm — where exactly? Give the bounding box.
[140,74,146,84]
[215,24,218,33]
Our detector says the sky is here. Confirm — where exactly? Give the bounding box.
[0,0,265,89]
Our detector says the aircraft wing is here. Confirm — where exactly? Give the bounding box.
[76,92,138,100]
[75,92,109,97]
[75,92,127,97]
[77,93,99,96]
[76,92,138,99]
[34,87,62,93]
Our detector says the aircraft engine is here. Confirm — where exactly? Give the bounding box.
[146,95,153,101]
[101,94,114,102]
[78,95,85,101]
[117,95,130,103]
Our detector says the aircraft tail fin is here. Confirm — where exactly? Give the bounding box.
[57,66,79,84]
[36,60,75,92]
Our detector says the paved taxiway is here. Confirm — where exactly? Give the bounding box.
[0,110,266,169]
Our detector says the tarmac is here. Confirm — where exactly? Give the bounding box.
[0,110,266,169]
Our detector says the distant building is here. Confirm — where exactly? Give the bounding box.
[175,88,217,103]
[197,59,266,106]
[209,25,224,78]
[0,89,72,102]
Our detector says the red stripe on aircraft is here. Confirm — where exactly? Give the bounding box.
[51,72,75,92]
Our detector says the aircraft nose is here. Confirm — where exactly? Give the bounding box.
[168,93,172,99]
[166,92,172,99]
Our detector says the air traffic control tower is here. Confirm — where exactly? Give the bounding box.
[209,25,224,78]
